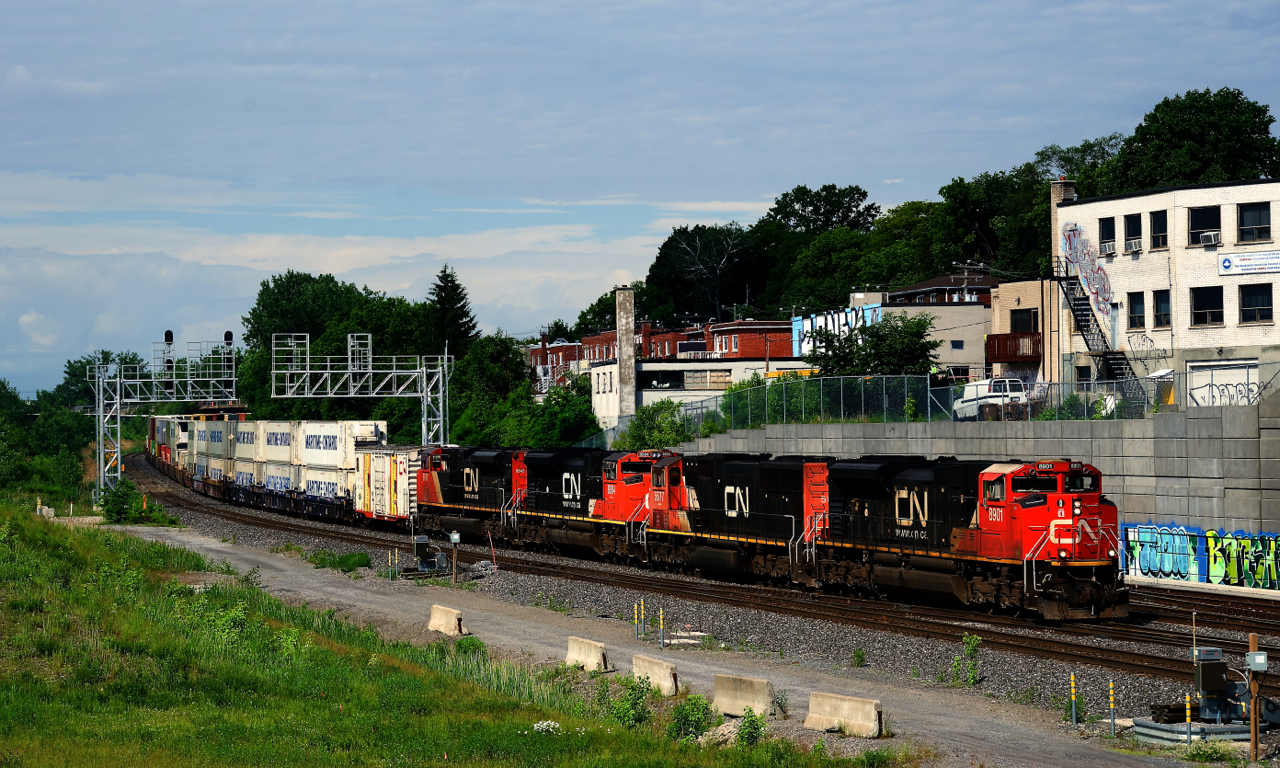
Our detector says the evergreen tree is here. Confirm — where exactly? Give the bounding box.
[425,265,479,359]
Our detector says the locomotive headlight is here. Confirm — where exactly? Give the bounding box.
[1073,499,1082,516]
[1108,549,1116,558]
[1058,549,1068,559]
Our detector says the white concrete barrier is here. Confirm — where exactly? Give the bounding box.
[803,692,882,737]
[714,673,774,717]
[428,604,468,636]
[566,636,609,671]
[632,655,678,696]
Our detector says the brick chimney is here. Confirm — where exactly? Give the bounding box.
[1049,179,1076,269]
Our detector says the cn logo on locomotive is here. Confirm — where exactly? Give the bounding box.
[562,472,581,499]
[894,488,928,526]
[462,467,479,493]
[723,485,749,517]
[1049,518,1099,544]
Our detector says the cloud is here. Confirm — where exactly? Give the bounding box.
[18,310,56,347]
[4,65,109,95]
[883,179,904,185]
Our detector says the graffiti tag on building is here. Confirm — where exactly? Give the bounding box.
[1061,222,1113,317]
[1189,380,1263,407]
[1124,523,1280,591]
[1207,531,1280,589]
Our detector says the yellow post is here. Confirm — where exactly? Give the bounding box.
[1185,692,1192,745]
[1070,673,1077,725]
[660,607,664,649]
[640,599,645,635]
[1109,680,1115,738]
[634,603,639,638]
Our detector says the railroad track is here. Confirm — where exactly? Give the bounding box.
[124,454,1280,694]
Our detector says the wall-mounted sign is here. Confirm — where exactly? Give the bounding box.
[1218,250,1280,276]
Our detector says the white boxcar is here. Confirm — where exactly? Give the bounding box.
[262,462,297,493]
[232,421,258,461]
[301,466,349,500]
[298,421,384,470]
[354,446,424,520]
[232,459,257,487]
[259,422,295,464]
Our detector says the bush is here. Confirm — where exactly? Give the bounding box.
[608,675,653,729]
[306,550,371,572]
[736,706,766,747]
[1179,738,1240,763]
[101,478,178,525]
[665,693,715,742]
[454,636,487,657]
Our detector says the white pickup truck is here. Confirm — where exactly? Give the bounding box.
[952,378,1027,421]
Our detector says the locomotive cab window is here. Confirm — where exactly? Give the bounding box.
[620,461,652,476]
[603,461,616,481]
[984,479,1004,502]
[1065,474,1097,492]
[1011,474,1058,494]
[651,468,665,487]
[668,466,682,486]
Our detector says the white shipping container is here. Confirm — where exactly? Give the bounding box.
[354,447,421,519]
[233,460,257,487]
[205,421,231,458]
[262,462,297,493]
[299,421,385,469]
[233,421,258,461]
[301,466,349,500]
[194,457,228,482]
[260,421,295,464]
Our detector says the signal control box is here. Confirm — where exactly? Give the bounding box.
[1193,647,1223,662]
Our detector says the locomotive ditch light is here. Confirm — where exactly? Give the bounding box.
[1058,549,1068,559]
[1108,549,1116,558]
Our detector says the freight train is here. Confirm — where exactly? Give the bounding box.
[147,415,1128,620]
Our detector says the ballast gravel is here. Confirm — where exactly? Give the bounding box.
[127,459,1265,727]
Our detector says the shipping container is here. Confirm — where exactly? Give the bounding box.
[259,421,295,464]
[262,462,297,493]
[301,466,349,500]
[298,421,385,469]
[193,457,228,482]
[202,420,231,458]
[233,459,257,487]
[233,421,258,461]
[355,446,424,519]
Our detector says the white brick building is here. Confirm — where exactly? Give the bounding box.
[1051,178,1280,402]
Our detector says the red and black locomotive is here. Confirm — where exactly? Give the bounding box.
[415,448,1127,620]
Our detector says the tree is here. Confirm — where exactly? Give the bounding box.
[449,333,531,444]
[424,264,479,359]
[242,271,369,352]
[613,400,693,451]
[782,228,866,309]
[1109,88,1280,192]
[803,312,941,376]
[663,223,754,322]
[545,319,573,341]
[1035,132,1126,198]
[759,184,880,234]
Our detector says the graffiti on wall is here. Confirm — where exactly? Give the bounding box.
[1124,523,1280,591]
[1061,222,1113,317]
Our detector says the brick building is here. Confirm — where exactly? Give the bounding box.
[527,336,584,395]
[1050,177,1280,400]
[705,320,793,361]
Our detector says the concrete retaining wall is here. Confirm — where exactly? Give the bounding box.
[632,655,678,697]
[803,692,881,737]
[679,392,1280,536]
[713,673,774,717]
[428,605,467,636]
[566,636,609,671]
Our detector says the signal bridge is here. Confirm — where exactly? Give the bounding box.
[88,331,238,500]
[270,333,451,446]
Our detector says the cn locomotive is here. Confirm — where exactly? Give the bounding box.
[147,415,1128,620]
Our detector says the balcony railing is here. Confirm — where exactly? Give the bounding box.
[986,332,1042,364]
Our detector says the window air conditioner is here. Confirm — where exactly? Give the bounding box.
[1099,241,1116,255]
[1125,238,1142,253]
[1200,231,1221,246]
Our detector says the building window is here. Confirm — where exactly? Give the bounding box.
[1240,284,1273,323]
[1151,210,1168,248]
[1099,217,1116,245]
[950,339,963,350]
[609,372,613,392]
[1239,202,1271,242]
[1010,308,1039,333]
[1127,292,1145,329]
[1153,290,1171,327]
[1075,365,1093,383]
[732,335,738,352]
[930,293,938,303]
[1189,206,1221,246]
[1190,286,1224,326]
[916,295,927,303]
[1124,214,1142,251]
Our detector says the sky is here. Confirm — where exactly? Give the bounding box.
[2,0,1279,392]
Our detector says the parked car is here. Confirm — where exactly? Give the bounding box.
[953,378,1027,421]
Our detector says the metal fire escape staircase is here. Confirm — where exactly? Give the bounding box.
[1056,262,1148,405]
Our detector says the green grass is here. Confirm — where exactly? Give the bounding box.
[0,504,921,768]
[304,549,371,573]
